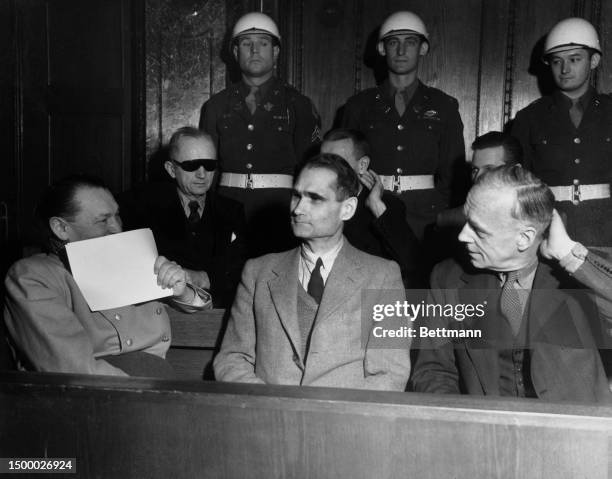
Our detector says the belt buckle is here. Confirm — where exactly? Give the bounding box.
[572,184,581,205]
[246,173,254,189]
[393,174,401,193]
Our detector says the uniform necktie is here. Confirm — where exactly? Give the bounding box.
[500,270,522,336]
[245,85,259,114]
[188,200,200,225]
[307,258,324,304]
[394,89,406,117]
[569,98,584,128]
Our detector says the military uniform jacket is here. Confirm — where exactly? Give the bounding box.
[200,77,321,175]
[512,89,612,246]
[342,80,466,210]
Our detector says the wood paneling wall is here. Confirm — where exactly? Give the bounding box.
[273,0,610,148]
[3,1,612,250]
[144,0,227,173]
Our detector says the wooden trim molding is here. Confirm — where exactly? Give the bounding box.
[502,0,517,125]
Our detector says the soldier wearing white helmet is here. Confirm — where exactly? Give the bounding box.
[342,11,466,283]
[200,12,321,257]
[512,17,612,247]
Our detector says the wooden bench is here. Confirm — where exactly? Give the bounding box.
[3,371,612,478]
[166,307,227,380]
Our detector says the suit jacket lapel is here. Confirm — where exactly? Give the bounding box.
[527,262,571,346]
[458,270,501,395]
[315,242,364,326]
[268,249,303,363]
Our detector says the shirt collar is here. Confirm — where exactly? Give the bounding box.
[498,259,539,289]
[384,78,419,102]
[241,76,276,99]
[176,188,206,216]
[554,86,595,111]
[300,237,344,273]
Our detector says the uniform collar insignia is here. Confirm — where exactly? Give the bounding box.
[423,109,438,118]
[263,102,274,111]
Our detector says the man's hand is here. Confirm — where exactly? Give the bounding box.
[361,170,387,218]
[540,209,577,261]
[184,269,211,290]
[154,256,193,302]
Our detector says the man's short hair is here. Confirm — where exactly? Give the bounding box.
[168,127,214,161]
[471,131,523,166]
[322,128,371,160]
[295,153,360,201]
[36,174,109,251]
[473,165,554,235]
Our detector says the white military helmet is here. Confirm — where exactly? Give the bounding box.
[231,12,281,44]
[544,17,601,58]
[378,11,429,43]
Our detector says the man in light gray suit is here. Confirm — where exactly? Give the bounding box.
[214,153,410,390]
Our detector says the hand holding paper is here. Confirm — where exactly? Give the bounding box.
[154,256,191,301]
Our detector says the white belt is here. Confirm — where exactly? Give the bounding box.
[219,173,293,189]
[380,175,435,192]
[549,183,610,205]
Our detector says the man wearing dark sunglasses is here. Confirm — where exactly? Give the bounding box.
[120,127,247,307]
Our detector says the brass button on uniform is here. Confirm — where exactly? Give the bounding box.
[397,124,404,130]
[573,137,581,144]
[396,145,404,151]
[574,158,581,164]
[247,124,254,131]
[396,168,403,174]
[246,163,253,169]
[573,179,580,185]
[246,143,253,150]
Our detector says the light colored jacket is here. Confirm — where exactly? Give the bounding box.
[4,253,172,376]
[214,241,411,390]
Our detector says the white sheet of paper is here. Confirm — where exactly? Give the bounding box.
[65,228,173,311]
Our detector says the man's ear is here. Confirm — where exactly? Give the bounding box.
[49,217,70,241]
[273,45,280,63]
[232,44,238,62]
[164,160,177,179]
[377,41,386,56]
[357,155,371,175]
[340,196,358,221]
[591,52,601,69]
[419,41,429,56]
[517,225,537,252]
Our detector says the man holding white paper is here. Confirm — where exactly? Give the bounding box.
[3,175,208,377]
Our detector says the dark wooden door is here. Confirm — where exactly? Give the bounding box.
[6,0,137,249]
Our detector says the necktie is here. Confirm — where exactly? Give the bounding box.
[394,89,406,117]
[245,85,259,114]
[500,271,522,336]
[569,98,583,128]
[188,200,200,225]
[307,258,324,304]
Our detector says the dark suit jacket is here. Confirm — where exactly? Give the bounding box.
[119,182,246,307]
[411,258,612,403]
[344,189,419,287]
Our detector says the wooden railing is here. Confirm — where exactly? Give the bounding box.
[2,371,612,478]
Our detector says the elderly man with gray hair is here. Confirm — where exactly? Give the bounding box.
[411,165,612,403]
